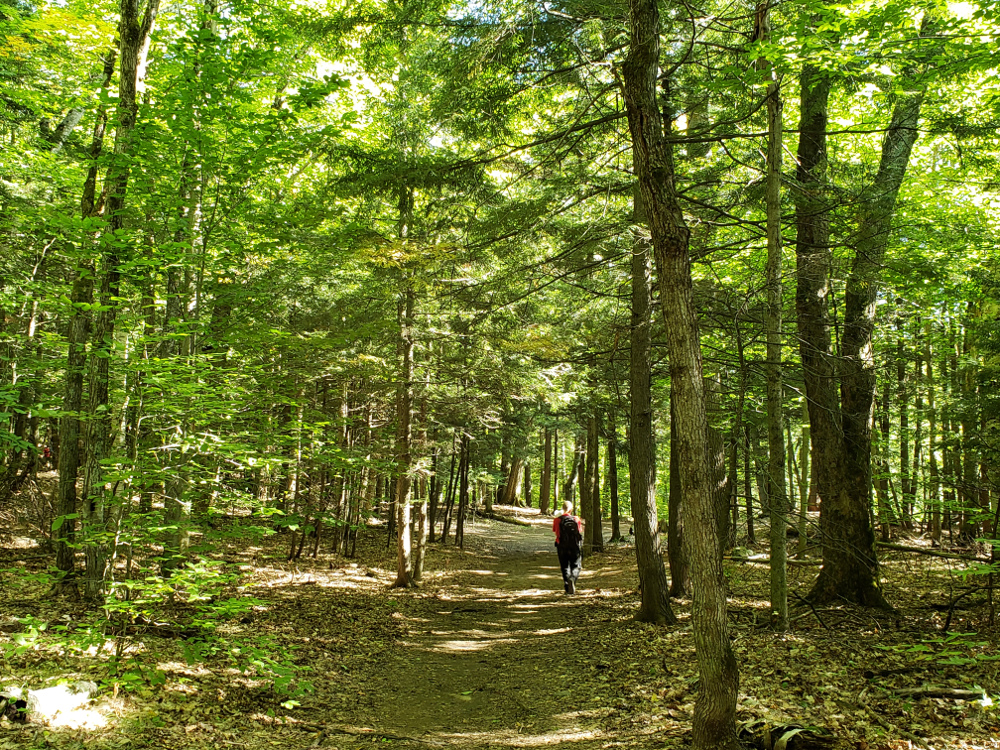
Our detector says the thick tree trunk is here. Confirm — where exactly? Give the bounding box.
[629,235,675,625]
[813,74,925,607]
[499,458,524,506]
[622,2,738,744]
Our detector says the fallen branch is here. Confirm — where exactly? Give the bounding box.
[478,512,531,527]
[726,556,822,566]
[892,687,986,701]
[877,542,990,563]
[940,586,984,631]
[790,590,829,629]
[860,703,933,750]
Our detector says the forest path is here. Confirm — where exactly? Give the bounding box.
[342,508,644,749]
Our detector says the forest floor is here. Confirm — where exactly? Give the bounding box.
[2,503,1000,750]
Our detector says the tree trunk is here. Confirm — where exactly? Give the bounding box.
[813,60,926,606]
[392,288,415,588]
[607,411,621,542]
[897,325,911,520]
[757,0,787,630]
[523,460,531,508]
[562,434,582,508]
[587,411,604,553]
[622,3,738,743]
[53,46,120,598]
[668,391,689,596]
[628,232,675,625]
[456,433,469,548]
[926,328,941,542]
[540,427,552,515]
[797,398,811,557]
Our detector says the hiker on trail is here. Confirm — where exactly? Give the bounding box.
[553,500,583,595]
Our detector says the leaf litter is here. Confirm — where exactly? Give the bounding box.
[0,506,998,750]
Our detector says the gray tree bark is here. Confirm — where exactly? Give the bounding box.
[628,234,675,625]
[621,1,738,744]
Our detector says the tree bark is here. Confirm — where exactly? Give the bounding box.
[392,288,415,588]
[810,63,926,606]
[628,232,675,625]
[621,2,738,744]
[587,411,604,553]
[52,46,120,598]
[540,427,552,515]
[668,390,689,596]
[757,0,787,630]
[607,411,621,542]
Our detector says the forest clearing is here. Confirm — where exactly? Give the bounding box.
[1,504,999,750]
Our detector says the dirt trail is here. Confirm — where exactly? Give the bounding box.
[346,510,642,749]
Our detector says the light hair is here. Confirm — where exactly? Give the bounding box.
[562,500,573,514]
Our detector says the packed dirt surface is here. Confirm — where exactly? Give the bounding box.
[353,514,647,749]
[2,504,1000,750]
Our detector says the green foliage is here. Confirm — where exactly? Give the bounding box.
[0,559,311,700]
[880,631,1000,668]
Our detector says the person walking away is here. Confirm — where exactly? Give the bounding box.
[553,500,583,594]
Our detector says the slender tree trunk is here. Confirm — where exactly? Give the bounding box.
[757,0,787,629]
[562,434,582,507]
[668,390,689,596]
[53,46,119,598]
[912,349,925,531]
[629,233,675,624]
[607,411,621,542]
[540,427,552,515]
[926,328,941,542]
[523,460,531,508]
[743,425,756,545]
[552,429,559,507]
[587,411,604,552]
[392,287,415,588]
[622,5,738,741]
[456,433,469,549]
[797,398,811,557]
[897,325,911,519]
